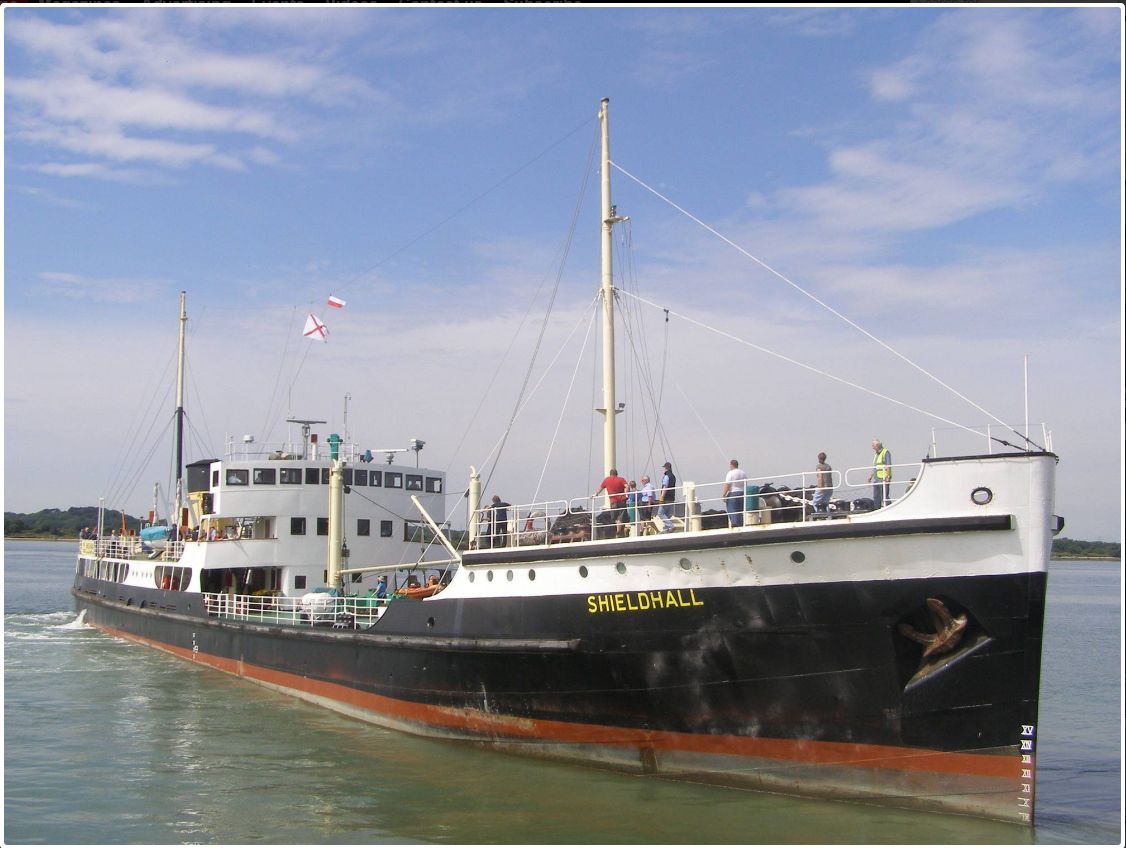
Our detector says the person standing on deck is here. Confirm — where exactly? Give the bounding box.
[657,462,677,532]
[594,469,629,538]
[812,452,833,514]
[721,460,748,527]
[487,495,511,548]
[868,440,892,508]
[639,472,657,531]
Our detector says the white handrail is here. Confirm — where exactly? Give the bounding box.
[202,591,394,628]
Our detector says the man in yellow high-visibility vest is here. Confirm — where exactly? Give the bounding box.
[868,439,892,508]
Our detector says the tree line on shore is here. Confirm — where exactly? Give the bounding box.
[3,506,1121,560]
[4,506,140,539]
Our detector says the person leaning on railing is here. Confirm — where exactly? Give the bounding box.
[486,495,511,548]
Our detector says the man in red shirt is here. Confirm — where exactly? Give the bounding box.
[595,468,629,537]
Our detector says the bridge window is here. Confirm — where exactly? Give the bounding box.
[385,472,403,489]
[290,517,306,535]
[280,468,302,484]
[253,468,276,485]
[426,477,443,494]
[317,518,328,536]
[226,469,249,486]
[369,470,382,487]
[358,519,371,536]
[305,468,320,485]
[354,469,368,486]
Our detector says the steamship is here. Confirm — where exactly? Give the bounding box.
[73,100,1060,825]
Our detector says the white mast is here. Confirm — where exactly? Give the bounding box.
[173,291,187,527]
[598,98,626,475]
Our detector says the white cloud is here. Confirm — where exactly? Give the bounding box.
[778,145,1028,234]
[7,75,297,141]
[10,184,94,208]
[4,10,374,180]
[32,161,165,184]
[767,8,858,39]
[36,271,167,304]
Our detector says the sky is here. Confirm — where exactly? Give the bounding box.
[3,5,1122,542]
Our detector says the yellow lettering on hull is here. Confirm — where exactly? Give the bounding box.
[585,589,705,614]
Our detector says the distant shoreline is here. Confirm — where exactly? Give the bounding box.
[1050,556,1120,562]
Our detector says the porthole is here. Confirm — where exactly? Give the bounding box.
[790,551,806,564]
[487,571,494,582]
[528,569,536,581]
[427,617,435,628]
[971,486,993,506]
[468,572,476,583]
[579,565,589,578]
[615,562,627,575]
[506,570,514,582]
[679,557,693,571]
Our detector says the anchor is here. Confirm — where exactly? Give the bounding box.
[898,597,968,658]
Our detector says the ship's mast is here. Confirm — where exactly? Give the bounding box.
[173,291,187,526]
[598,98,626,475]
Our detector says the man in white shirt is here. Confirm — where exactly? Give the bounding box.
[721,459,749,527]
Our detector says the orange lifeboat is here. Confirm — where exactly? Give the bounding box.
[398,576,443,599]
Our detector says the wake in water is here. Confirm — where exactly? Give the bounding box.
[4,609,95,640]
[57,609,89,630]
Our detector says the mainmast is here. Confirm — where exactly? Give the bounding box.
[598,98,627,475]
[173,291,187,526]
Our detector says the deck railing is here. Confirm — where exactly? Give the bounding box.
[80,537,187,562]
[471,462,924,549]
[202,592,391,628]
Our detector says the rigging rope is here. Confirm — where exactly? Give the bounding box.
[319,114,597,306]
[610,161,1043,450]
[478,124,600,496]
[672,378,728,461]
[471,293,603,492]
[615,293,674,472]
[258,305,302,446]
[533,305,599,504]
[619,290,999,439]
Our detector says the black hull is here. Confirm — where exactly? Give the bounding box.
[73,569,1045,824]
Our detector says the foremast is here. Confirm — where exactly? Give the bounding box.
[598,98,627,475]
[173,291,187,526]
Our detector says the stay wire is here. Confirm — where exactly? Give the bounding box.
[611,161,1044,451]
[471,293,602,498]
[258,305,303,445]
[616,292,674,474]
[619,290,997,439]
[322,113,597,306]
[478,123,600,497]
[532,303,600,504]
[613,224,669,477]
